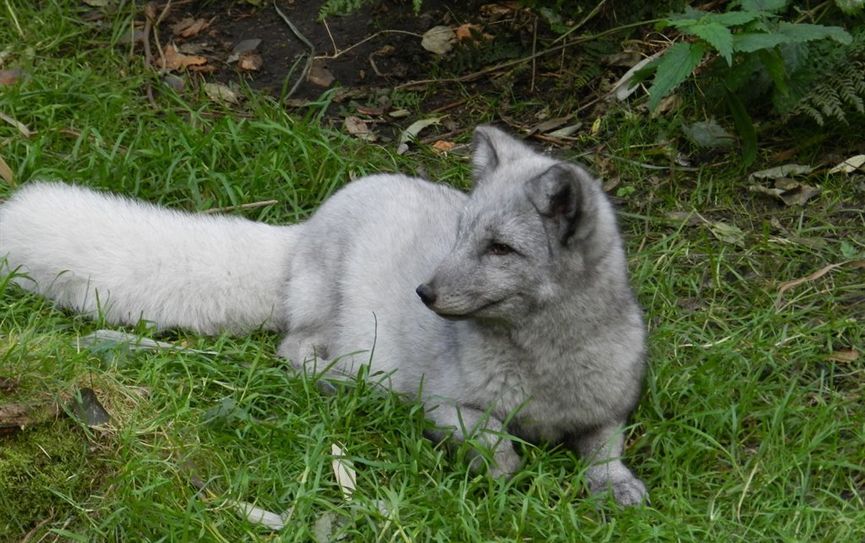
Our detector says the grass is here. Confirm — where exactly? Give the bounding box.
[2,1,865,541]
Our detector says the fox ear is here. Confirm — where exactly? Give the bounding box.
[472,125,534,181]
[526,164,594,244]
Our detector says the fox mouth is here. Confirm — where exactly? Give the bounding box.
[430,297,504,320]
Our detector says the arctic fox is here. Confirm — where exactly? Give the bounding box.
[0,126,648,505]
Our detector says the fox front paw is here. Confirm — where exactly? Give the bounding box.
[589,472,648,507]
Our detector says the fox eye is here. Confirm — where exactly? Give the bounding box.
[487,242,515,256]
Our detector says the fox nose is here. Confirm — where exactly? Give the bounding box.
[415,283,437,306]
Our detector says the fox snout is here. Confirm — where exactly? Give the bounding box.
[415,283,437,306]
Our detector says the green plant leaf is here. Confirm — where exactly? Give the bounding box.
[725,88,757,167]
[777,23,852,45]
[732,32,789,52]
[706,11,764,26]
[686,22,735,64]
[757,49,789,96]
[739,0,789,11]
[648,42,707,111]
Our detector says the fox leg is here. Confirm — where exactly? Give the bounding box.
[568,423,647,506]
[424,403,522,478]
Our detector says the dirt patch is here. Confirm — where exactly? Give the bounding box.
[137,0,627,143]
[159,0,450,99]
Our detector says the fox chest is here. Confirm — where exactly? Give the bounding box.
[464,357,604,443]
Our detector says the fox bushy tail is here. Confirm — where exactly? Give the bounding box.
[0,182,297,334]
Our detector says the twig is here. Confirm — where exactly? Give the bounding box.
[314,30,423,61]
[322,17,338,56]
[273,0,315,99]
[530,16,538,93]
[395,18,658,90]
[142,3,157,106]
[204,200,279,214]
[151,0,172,75]
[553,0,609,44]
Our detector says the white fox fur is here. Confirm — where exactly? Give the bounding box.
[1,183,296,333]
[0,126,649,505]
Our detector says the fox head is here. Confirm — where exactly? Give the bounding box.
[416,126,620,323]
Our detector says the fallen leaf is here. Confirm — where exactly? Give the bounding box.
[749,164,814,180]
[748,180,820,206]
[421,26,456,55]
[682,120,735,149]
[0,111,33,137]
[204,83,240,104]
[156,44,208,72]
[234,501,291,530]
[238,51,263,71]
[331,443,356,500]
[69,388,110,427]
[343,116,376,142]
[777,260,865,297]
[828,154,865,174]
[119,25,146,46]
[397,117,442,154]
[163,74,185,92]
[313,511,336,543]
[664,210,701,226]
[171,17,210,39]
[0,154,14,185]
[432,140,455,153]
[455,23,485,41]
[227,38,262,63]
[609,52,662,101]
[707,221,745,247]
[388,108,411,118]
[826,349,859,363]
[308,62,335,88]
[548,124,581,138]
[356,105,384,116]
[0,68,23,85]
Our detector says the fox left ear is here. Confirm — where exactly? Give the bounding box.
[472,125,535,181]
[526,164,594,245]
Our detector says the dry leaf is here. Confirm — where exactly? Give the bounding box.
[610,52,662,102]
[708,221,745,247]
[331,443,356,500]
[0,68,23,85]
[421,26,456,55]
[203,83,240,104]
[398,117,442,154]
[344,116,376,142]
[777,260,865,297]
[227,38,261,63]
[389,108,411,118]
[455,23,490,42]
[308,62,335,87]
[171,17,210,39]
[748,180,820,206]
[238,51,263,71]
[0,154,14,185]
[432,140,455,153]
[826,350,859,363]
[749,164,814,180]
[157,44,208,72]
[828,154,865,174]
[233,501,292,530]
